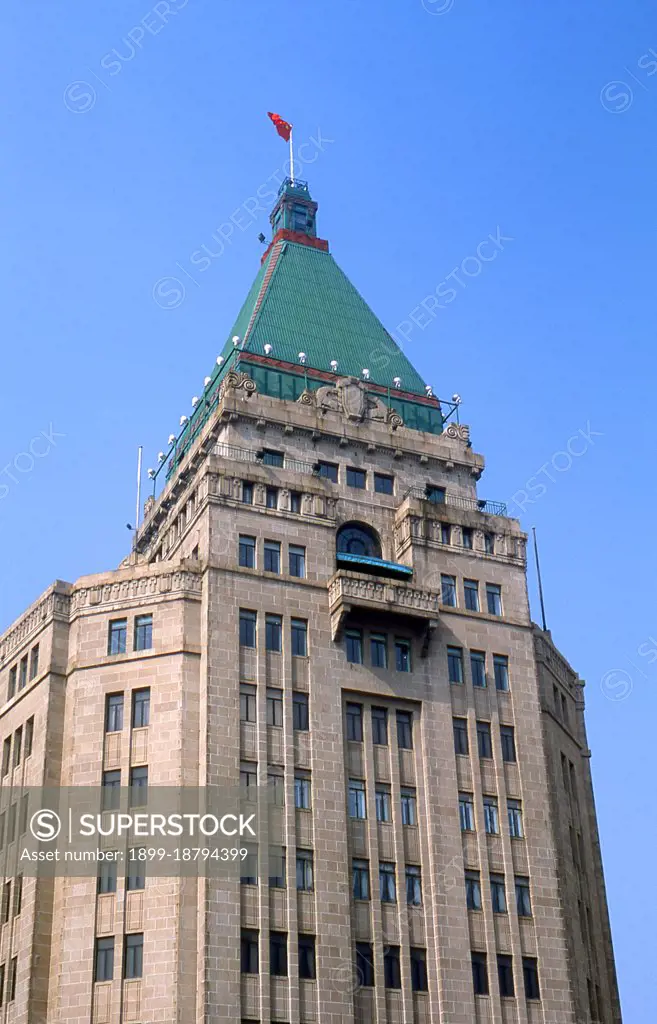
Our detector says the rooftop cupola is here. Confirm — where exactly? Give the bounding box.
[270,178,318,240]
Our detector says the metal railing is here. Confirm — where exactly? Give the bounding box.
[403,486,507,517]
[213,442,316,476]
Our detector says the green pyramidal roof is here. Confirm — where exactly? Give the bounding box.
[219,237,428,394]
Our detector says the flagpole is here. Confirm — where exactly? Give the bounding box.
[289,129,294,184]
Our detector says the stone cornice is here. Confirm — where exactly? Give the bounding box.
[71,567,202,616]
[0,582,72,666]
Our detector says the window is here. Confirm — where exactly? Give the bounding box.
[265,614,282,652]
[1,739,10,777]
[105,694,124,733]
[523,957,540,1000]
[264,486,278,509]
[410,948,428,992]
[508,799,524,838]
[291,618,307,657]
[0,813,4,848]
[441,574,457,607]
[19,794,28,835]
[406,865,422,906]
[129,767,148,808]
[498,954,514,997]
[18,656,27,689]
[266,688,283,727]
[13,728,21,767]
[242,481,254,504]
[440,522,451,545]
[8,666,17,700]
[470,651,486,688]
[494,654,509,691]
[289,544,306,577]
[372,707,388,745]
[108,619,127,655]
[317,461,338,482]
[95,937,115,982]
[347,467,366,489]
[425,485,445,504]
[553,684,560,714]
[262,449,284,467]
[239,535,256,568]
[370,634,388,669]
[477,721,493,759]
[132,688,150,728]
[7,957,16,1002]
[240,762,257,793]
[472,952,488,995]
[448,646,464,684]
[384,946,401,988]
[484,532,495,554]
[7,804,16,845]
[241,844,258,885]
[345,630,363,665]
[374,473,394,494]
[375,785,391,823]
[296,849,314,891]
[98,857,118,895]
[453,718,469,756]
[400,788,417,826]
[295,771,311,809]
[290,490,302,514]
[348,779,366,820]
[337,523,382,558]
[395,639,411,672]
[264,540,281,573]
[29,645,39,680]
[356,943,375,987]
[1,882,10,924]
[459,793,475,832]
[486,583,502,616]
[501,726,516,763]
[126,854,146,892]
[396,710,413,749]
[464,579,479,611]
[270,932,287,976]
[13,876,22,917]
[462,527,473,549]
[298,935,316,980]
[465,871,482,911]
[24,717,34,758]
[515,876,532,917]
[269,846,286,888]
[134,614,153,651]
[561,693,569,725]
[240,684,256,723]
[491,874,507,914]
[346,703,363,742]
[352,859,370,900]
[484,796,500,835]
[241,930,259,973]
[268,770,285,807]
[102,770,121,811]
[293,692,309,731]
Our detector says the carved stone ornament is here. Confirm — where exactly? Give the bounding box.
[218,371,257,402]
[443,422,470,442]
[298,377,403,429]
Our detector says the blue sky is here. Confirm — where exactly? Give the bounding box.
[3,0,655,1014]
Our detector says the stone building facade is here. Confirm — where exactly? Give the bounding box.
[0,178,621,1023]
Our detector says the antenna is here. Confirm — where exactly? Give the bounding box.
[134,446,143,547]
[532,526,548,631]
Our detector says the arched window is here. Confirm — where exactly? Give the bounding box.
[336,523,382,560]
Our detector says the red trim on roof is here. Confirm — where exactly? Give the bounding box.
[239,354,440,408]
[261,229,329,264]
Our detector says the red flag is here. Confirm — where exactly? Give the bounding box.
[268,111,292,142]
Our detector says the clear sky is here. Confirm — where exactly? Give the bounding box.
[3,1,655,1015]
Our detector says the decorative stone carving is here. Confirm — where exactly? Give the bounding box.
[298,377,403,428]
[143,496,155,517]
[218,371,257,402]
[443,422,470,442]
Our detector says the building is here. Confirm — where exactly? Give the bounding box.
[0,177,621,1023]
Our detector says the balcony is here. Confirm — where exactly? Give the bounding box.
[328,570,440,653]
[403,486,507,517]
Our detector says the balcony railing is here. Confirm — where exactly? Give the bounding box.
[213,443,316,476]
[403,487,507,517]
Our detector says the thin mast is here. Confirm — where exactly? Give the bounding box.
[532,526,548,631]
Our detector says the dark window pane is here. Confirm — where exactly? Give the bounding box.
[132,688,150,728]
[239,535,256,568]
[95,938,115,982]
[293,692,309,730]
[347,467,366,489]
[105,694,124,733]
[374,473,394,494]
[108,619,127,655]
[397,711,413,749]
[240,610,257,648]
[472,952,488,995]
[266,615,282,652]
[291,619,307,657]
[124,934,143,979]
[134,614,153,651]
[384,946,401,989]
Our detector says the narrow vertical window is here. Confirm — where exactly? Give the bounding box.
[465,871,482,910]
[290,491,302,514]
[291,618,308,657]
[129,767,148,808]
[293,692,309,730]
[29,645,39,680]
[270,932,288,976]
[105,694,124,733]
[242,481,254,504]
[453,718,469,755]
[523,958,541,1000]
[406,866,422,906]
[134,614,153,651]
[471,952,488,995]
[239,535,256,568]
[500,725,516,763]
[371,707,388,745]
[462,527,473,549]
[497,954,514,997]
[95,938,115,982]
[101,770,121,811]
[265,614,282,652]
[441,574,457,607]
[298,935,316,979]
[459,793,475,832]
[396,711,413,749]
[464,579,479,611]
[240,684,256,723]
[296,849,313,891]
[132,688,150,728]
[508,799,524,838]
[346,703,363,742]
[448,646,463,684]
[348,779,367,820]
[352,859,370,900]
[493,654,509,691]
[486,583,502,616]
[18,656,28,690]
[124,934,144,979]
[7,666,17,700]
[266,688,283,727]
[476,721,493,759]
[370,633,388,669]
[400,788,417,826]
[490,874,507,913]
[395,638,411,672]
[515,876,532,917]
[108,619,127,656]
[264,540,281,573]
[483,796,500,835]
[384,946,401,988]
[345,629,363,665]
[356,943,374,987]
[266,486,279,509]
[289,544,306,577]
[239,609,257,648]
[240,930,259,973]
[470,651,486,687]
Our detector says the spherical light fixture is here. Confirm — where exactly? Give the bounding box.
[179,415,188,426]
[264,343,273,355]
[168,434,176,446]
[393,376,402,389]
[298,352,307,364]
